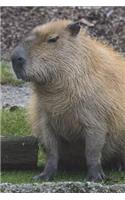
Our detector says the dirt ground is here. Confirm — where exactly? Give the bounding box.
[1,7,125,61]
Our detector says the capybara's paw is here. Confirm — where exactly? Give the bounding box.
[86,165,105,182]
[33,173,53,182]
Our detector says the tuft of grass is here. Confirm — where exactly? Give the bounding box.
[0,62,24,85]
[1,108,31,136]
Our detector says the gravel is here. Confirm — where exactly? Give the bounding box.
[1,84,31,108]
[1,7,125,61]
[0,182,125,193]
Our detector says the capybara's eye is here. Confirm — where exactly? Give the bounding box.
[48,35,59,43]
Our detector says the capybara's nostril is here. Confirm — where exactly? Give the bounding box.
[17,57,25,65]
[11,46,26,68]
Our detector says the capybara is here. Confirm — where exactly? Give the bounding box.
[11,19,125,181]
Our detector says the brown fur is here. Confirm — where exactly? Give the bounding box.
[13,20,125,181]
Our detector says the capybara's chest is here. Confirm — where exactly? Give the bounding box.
[48,111,85,141]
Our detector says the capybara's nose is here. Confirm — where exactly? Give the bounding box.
[11,46,26,68]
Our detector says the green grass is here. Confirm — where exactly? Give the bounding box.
[1,170,39,184]
[104,171,125,185]
[1,170,85,184]
[1,108,125,184]
[1,170,125,184]
[0,62,24,85]
[1,108,31,136]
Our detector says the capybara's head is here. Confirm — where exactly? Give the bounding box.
[11,20,82,83]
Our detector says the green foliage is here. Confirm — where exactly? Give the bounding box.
[0,62,24,85]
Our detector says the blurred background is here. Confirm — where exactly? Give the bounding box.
[1,7,125,61]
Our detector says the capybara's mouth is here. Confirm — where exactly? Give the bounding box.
[11,45,28,81]
[12,64,30,82]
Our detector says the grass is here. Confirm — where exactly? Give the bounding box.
[0,62,24,85]
[1,170,86,184]
[1,108,125,184]
[104,171,125,185]
[1,107,31,136]
[1,170,39,184]
[1,169,125,185]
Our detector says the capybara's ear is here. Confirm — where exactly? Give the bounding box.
[66,22,81,36]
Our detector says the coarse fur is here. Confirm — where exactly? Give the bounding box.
[12,19,125,181]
